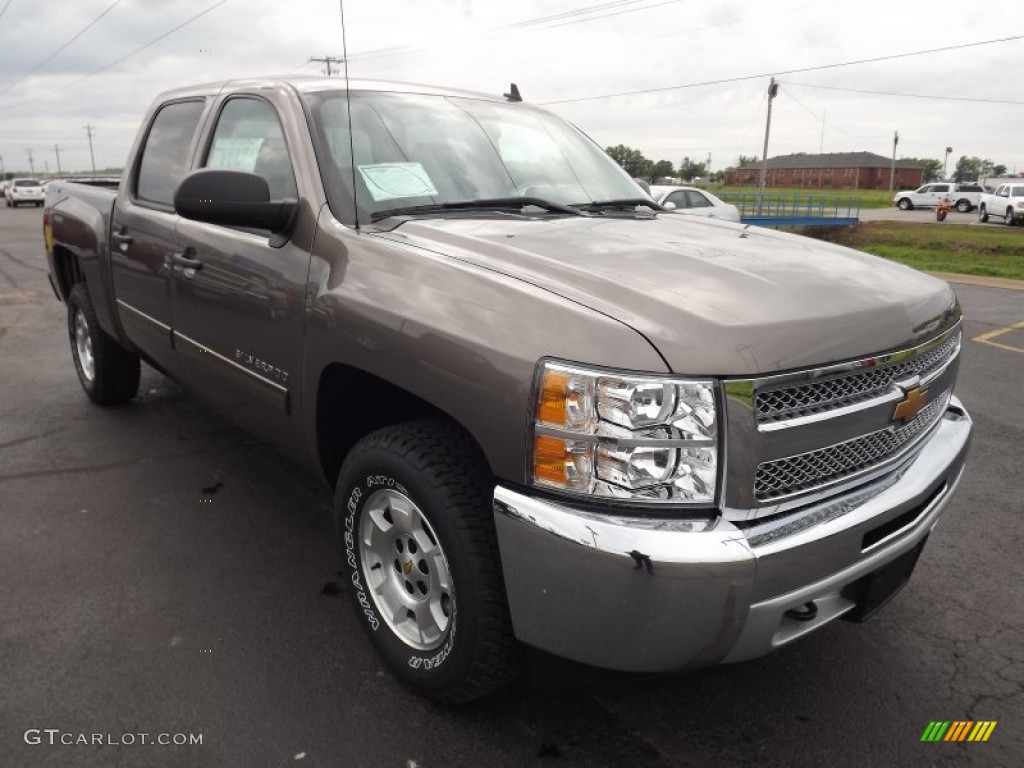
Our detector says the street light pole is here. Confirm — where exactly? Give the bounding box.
[944,147,952,180]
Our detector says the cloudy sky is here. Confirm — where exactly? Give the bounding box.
[0,0,1022,176]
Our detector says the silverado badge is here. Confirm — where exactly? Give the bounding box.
[892,387,929,424]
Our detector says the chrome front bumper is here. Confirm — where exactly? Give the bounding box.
[492,397,971,672]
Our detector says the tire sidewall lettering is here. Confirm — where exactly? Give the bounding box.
[343,472,455,669]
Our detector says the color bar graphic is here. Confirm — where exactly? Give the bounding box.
[921,721,996,742]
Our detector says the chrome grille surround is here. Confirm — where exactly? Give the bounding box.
[755,331,961,424]
[721,321,963,517]
[753,390,950,501]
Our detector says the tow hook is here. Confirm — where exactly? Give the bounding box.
[785,602,819,622]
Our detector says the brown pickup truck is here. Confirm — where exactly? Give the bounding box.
[44,76,972,703]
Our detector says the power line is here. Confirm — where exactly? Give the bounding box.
[781,80,1024,106]
[539,33,1024,105]
[345,0,680,63]
[780,87,884,143]
[0,0,12,23]
[0,0,125,97]
[0,0,230,113]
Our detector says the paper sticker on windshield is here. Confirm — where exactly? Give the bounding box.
[208,138,265,172]
[358,163,438,201]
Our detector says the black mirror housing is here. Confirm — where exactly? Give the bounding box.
[174,169,297,233]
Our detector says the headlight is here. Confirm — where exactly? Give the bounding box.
[530,361,719,504]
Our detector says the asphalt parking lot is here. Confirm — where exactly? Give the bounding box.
[2,205,1022,768]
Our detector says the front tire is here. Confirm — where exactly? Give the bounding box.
[955,199,971,213]
[980,205,989,223]
[335,419,520,704]
[897,198,913,210]
[67,283,140,405]
[1006,208,1016,226]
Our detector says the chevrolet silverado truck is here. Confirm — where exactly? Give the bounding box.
[978,182,1024,225]
[44,77,972,704]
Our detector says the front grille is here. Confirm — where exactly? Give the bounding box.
[754,390,950,501]
[756,332,960,423]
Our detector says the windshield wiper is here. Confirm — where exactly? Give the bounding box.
[370,196,585,222]
[574,199,663,213]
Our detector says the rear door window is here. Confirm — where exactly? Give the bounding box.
[136,100,206,207]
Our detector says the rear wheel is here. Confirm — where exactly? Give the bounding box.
[897,198,913,210]
[335,419,520,704]
[67,283,140,405]
[955,199,971,213]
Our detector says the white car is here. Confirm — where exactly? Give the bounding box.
[5,178,45,207]
[649,185,741,222]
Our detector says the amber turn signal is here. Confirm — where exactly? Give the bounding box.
[536,369,568,426]
[533,434,569,486]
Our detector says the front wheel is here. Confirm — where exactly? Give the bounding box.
[1006,208,1016,226]
[897,198,913,210]
[67,283,141,405]
[955,199,971,213]
[979,206,989,223]
[335,419,520,703]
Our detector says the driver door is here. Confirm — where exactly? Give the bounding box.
[170,94,312,454]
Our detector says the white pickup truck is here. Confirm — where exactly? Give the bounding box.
[893,183,983,213]
[978,183,1024,225]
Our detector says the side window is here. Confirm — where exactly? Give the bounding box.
[685,190,712,208]
[204,98,297,200]
[933,185,949,193]
[664,190,687,207]
[136,100,206,206]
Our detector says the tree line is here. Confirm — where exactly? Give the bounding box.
[604,144,724,183]
[605,145,1012,185]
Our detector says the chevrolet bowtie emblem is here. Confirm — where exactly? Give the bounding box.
[892,386,929,424]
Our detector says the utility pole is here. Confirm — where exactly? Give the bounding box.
[707,152,712,180]
[944,146,953,180]
[888,130,899,195]
[758,78,779,214]
[54,144,63,177]
[27,148,35,176]
[0,153,5,180]
[820,110,826,154]
[84,124,97,173]
[309,55,344,76]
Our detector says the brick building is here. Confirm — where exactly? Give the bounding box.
[724,152,924,190]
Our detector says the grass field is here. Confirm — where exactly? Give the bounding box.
[706,186,896,209]
[798,221,1024,281]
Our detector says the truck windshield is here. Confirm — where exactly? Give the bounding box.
[303,90,644,224]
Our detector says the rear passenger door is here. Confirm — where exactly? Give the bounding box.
[170,93,313,453]
[111,99,208,374]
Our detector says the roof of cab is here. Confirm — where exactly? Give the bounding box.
[152,76,511,104]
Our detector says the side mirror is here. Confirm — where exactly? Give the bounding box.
[174,169,297,233]
[662,201,677,210]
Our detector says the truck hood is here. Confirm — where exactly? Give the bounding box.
[376,215,959,376]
